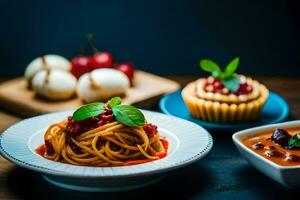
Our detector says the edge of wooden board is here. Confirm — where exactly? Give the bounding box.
[0,70,180,117]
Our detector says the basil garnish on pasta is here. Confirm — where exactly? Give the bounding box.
[108,96,122,108]
[72,97,145,127]
[73,102,105,121]
[112,105,145,127]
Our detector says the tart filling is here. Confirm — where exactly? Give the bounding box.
[195,76,262,104]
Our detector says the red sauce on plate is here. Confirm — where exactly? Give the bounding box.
[35,144,46,157]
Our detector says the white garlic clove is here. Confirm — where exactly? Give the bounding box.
[32,69,77,100]
[25,54,71,85]
[77,68,130,103]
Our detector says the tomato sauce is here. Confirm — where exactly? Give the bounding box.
[35,144,46,157]
[243,128,300,166]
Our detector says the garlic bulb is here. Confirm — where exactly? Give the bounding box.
[25,54,71,86]
[32,69,77,100]
[77,68,130,103]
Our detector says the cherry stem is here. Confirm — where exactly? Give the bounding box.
[87,34,99,53]
[78,38,86,56]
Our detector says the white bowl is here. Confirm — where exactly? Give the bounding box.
[232,120,300,188]
[0,110,213,192]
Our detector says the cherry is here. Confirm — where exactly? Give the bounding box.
[114,62,135,81]
[213,81,223,90]
[235,83,253,95]
[89,52,114,69]
[70,56,91,79]
[204,78,224,94]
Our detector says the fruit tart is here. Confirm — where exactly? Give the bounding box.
[182,57,269,123]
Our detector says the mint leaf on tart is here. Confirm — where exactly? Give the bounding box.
[73,102,105,121]
[212,70,221,78]
[108,96,122,108]
[288,133,300,149]
[199,57,241,92]
[225,57,239,75]
[200,59,221,77]
[112,105,145,127]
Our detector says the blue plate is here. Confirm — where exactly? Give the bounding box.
[159,90,290,132]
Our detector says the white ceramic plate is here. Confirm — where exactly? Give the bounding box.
[232,120,300,188]
[0,110,213,192]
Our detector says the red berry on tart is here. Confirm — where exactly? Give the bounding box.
[182,57,269,123]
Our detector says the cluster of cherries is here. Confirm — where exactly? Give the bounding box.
[204,76,253,96]
[70,37,135,82]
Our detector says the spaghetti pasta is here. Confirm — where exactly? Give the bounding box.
[36,98,168,167]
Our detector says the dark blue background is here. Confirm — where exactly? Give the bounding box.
[0,0,299,76]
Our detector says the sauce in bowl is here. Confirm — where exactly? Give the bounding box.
[243,128,300,166]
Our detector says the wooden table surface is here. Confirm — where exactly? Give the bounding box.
[0,76,300,199]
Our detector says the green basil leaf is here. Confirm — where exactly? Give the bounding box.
[73,102,105,121]
[225,57,239,75]
[112,105,145,127]
[199,59,221,73]
[222,76,240,92]
[288,134,300,148]
[109,97,122,108]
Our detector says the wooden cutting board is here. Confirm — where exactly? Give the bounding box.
[0,70,180,117]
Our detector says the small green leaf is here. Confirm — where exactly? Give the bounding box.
[199,59,221,73]
[109,97,122,108]
[212,70,221,78]
[222,76,240,92]
[73,102,105,121]
[112,105,145,127]
[288,134,300,148]
[225,57,239,75]
[220,72,233,80]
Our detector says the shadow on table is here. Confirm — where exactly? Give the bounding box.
[6,162,212,200]
[235,164,300,198]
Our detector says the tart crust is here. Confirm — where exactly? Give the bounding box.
[182,78,269,123]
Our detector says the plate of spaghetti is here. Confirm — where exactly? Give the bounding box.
[0,97,213,192]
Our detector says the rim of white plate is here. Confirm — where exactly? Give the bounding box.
[0,110,213,178]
